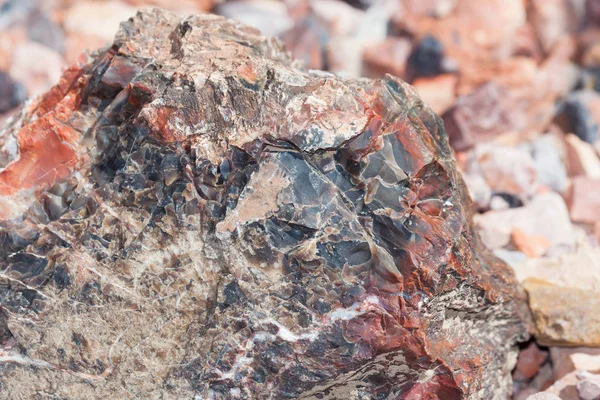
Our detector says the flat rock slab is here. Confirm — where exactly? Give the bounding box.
[525,279,600,347]
[0,9,530,399]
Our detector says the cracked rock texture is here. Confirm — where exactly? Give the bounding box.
[0,9,530,399]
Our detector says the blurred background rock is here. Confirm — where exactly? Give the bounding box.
[2,0,600,398]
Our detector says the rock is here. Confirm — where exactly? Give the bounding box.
[406,35,445,80]
[326,36,364,77]
[489,193,517,210]
[529,0,577,53]
[0,108,20,168]
[529,134,568,193]
[0,9,530,399]
[0,27,27,72]
[27,9,65,54]
[472,143,538,200]
[514,342,548,381]
[8,40,64,96]
[64,0,138,41]
[527,37,580,134]
[512,23,544,60]
[0,71,26,114]
[543,370,580,399]
[443,83,521,151]
[475,192,575,255]
[393,0,526,70]
[328,0,395,77]
[511,228,551,259]
[310,0,365,37]
[512,248,600,291]
[398,0,458,19]
[62,0,136,60]
[577,372,600,400]
[341,0,374,9]
[462,172,492,211]
[572,353,600,373]
[455,56,539,98]
[582,66,600,92]
[0,0,36,29]
[550,347,600,379]
[579,61,600,94]
[518,361,555,398]
[494,249,529,268]
[353,0,395,44]
[125,0,215,13]
[564,134,600,178]
[284,0,312,20]
[412,73,457,116]
[568,176,600,224]
[526,392,562,400]
[288,1,365,72]
[362,37,412,79]
[516,386,540,399]
[582,42,600,69]
[493,192,525,208]
[0,107,17,128]
[281,15,328,70]
[64,34,109,64]
[555,91,600,145]
[589,0,600,25]
[525,279,600,346]
[215,0,294,37]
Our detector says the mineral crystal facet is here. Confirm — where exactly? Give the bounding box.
[0,9,530,399]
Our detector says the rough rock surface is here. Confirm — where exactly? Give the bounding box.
[525,279,600,347]
[0,9,530,399]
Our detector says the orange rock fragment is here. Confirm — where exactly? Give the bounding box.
[413,73,456,115]
[362,37,412,79]
[0,115,79,196]
[512,227,551,258]
[568,176,600,224]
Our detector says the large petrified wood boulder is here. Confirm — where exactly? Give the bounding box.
[0,9,530,399]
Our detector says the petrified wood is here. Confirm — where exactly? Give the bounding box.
[0,9,530,399]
